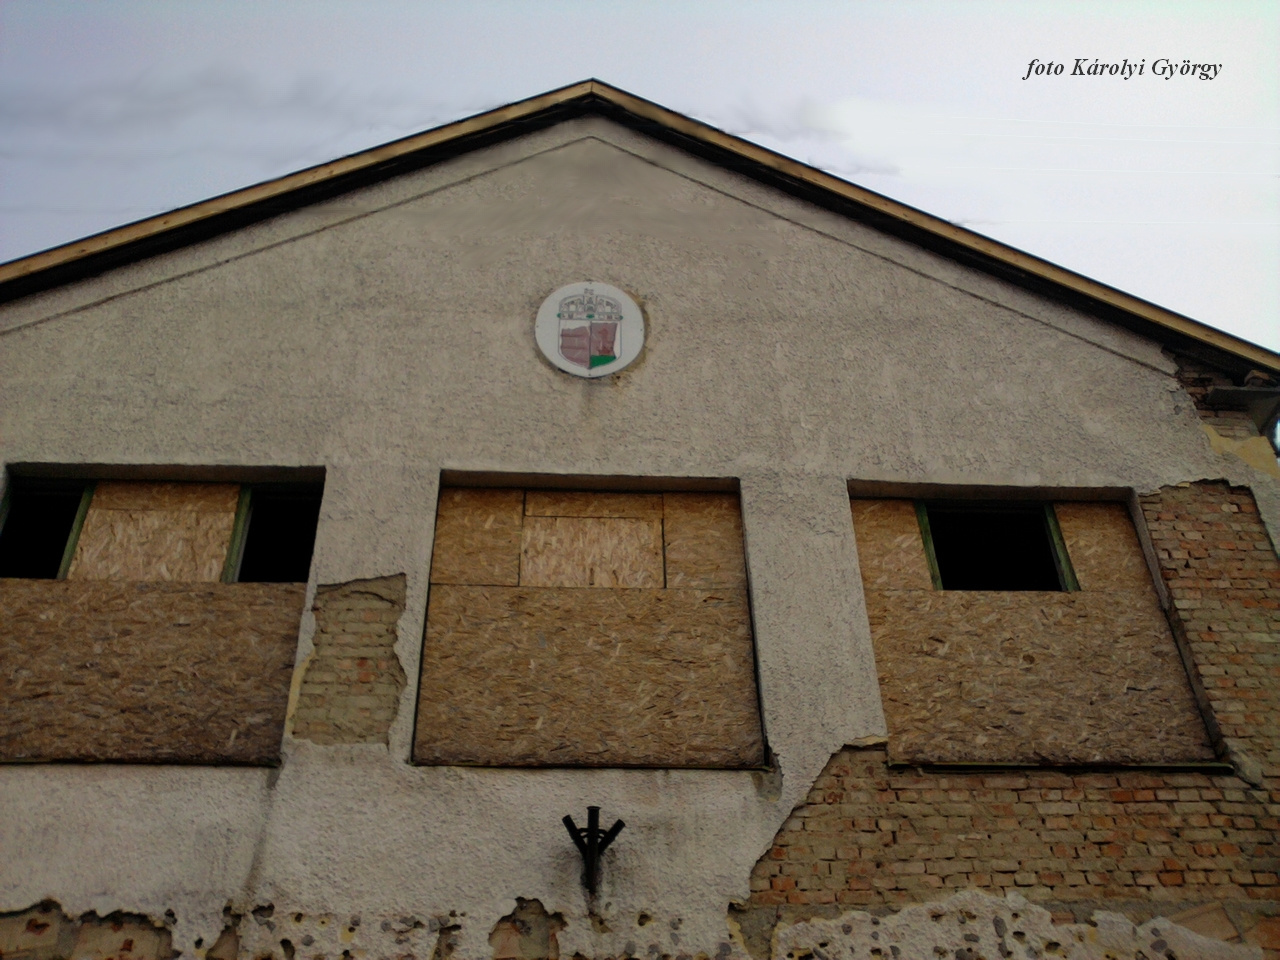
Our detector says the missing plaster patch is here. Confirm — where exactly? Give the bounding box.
[205,922,240,960]
[431,918,462,960]
[490,899,565,960]
[0,900,175,960]
[292,574,407,745]
[1201,424,1280,478]
[773,891,1255,960]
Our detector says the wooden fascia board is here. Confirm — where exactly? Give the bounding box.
[0,79,597,288]
[2,77,1276,374]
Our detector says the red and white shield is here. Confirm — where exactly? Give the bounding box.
[557,288,623,370]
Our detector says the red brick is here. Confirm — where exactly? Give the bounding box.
[743,483,1280,914]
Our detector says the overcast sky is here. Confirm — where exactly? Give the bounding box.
[2,1,1277,350]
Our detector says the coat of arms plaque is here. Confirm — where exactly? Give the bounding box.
[535,282,644,378]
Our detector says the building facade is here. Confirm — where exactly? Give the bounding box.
[2,82,1280,960]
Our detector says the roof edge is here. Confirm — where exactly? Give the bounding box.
[2,78,1276,373]
[0,78,598,287]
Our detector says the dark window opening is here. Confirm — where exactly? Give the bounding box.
[234,484,323,583]
[0,479,89,579]
[921,502,1068,591]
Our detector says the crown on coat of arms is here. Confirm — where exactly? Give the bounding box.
[557,288,623,323]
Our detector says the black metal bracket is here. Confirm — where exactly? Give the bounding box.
[563,806,625,896]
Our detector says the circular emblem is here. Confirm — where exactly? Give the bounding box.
[535,282,644,378]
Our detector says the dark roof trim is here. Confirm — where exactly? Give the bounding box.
[2,79,1276,374]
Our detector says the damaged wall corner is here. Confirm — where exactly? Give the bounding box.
[291,574,408,745]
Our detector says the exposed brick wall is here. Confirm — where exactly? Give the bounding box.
[292,575,407,745]
[742,480,1280,951]
[1175,356,1236,411]
[1202,412,1262,441]
[748,746,1275,911]
[1140,482,1280,784]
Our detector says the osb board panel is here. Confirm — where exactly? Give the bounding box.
[0,579,304,763]
[866,588,1214,764]
[415,585,765,766]
[430,488,524,585]
[663,493,747,589]
[524,491,663,519]
[520,516,664,588]
[1055,501,1155,592]
[67,482,239,582]
[87,481,240,513]
[68,511,236,582]
[849,499,933,590]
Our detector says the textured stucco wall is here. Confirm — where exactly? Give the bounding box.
[2,116,1278,957]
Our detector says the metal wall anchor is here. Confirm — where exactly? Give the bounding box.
[563,806,625,896]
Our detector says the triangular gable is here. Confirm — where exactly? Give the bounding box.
[1,78,1275,375]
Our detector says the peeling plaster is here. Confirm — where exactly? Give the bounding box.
[0,900,175,960]
[1201,425,1280,479]
[773,891,1260,960]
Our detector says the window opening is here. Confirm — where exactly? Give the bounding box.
[0,479,92,579]
[917,501,1077,591]
[229,483,323,583]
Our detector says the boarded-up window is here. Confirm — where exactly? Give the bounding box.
[414,488,765,767]
[0,480,313,764]
[851,498,1214,765]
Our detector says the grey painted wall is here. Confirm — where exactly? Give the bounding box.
[2,117,1276,958]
